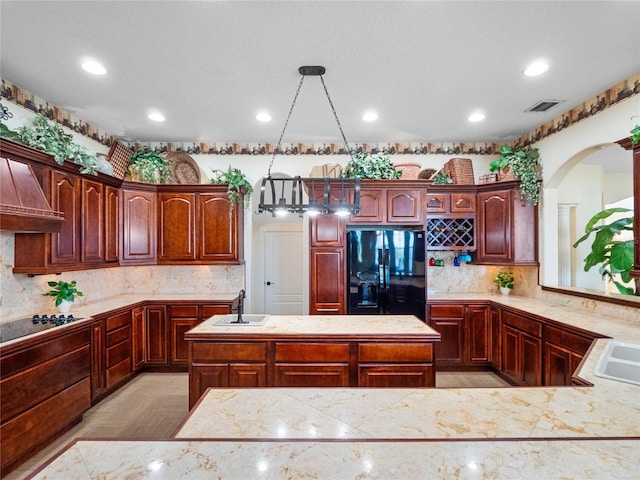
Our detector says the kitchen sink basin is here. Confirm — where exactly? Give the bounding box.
[213,314,270,326]
[594,341,640,386]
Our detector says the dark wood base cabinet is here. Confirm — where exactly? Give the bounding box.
[187,338,436,408]
[428,301,605,386]
[0,326,91,476]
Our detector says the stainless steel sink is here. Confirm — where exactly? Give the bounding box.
[212,314,270,326]
[594,341,640,386]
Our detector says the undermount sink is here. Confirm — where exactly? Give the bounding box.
[594,341,640,386]
[212,314,270,326]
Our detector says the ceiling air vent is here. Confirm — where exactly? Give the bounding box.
[525,99,564,112]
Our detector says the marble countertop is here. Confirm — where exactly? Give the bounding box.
[21,293,640,478]
[187,314,440,337]
[28,439,639,479]
[429,293,639,342]
[1,293,238,347]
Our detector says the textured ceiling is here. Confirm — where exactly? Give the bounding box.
[1,1,639,146]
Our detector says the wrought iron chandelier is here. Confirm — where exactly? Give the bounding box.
[258,66,360,217]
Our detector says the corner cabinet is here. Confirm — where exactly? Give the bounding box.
[475,181,538,265]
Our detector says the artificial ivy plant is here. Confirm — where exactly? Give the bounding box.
[340,152,401,180]
[7,114,98,175]
[572,207,636,296]
[127,148,171,184]
[210,165,253,213]
[490,145,541,206]
[630,125,640,146]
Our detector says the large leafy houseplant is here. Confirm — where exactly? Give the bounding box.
[490,145,541,206]
[572,207,636,296]
[10,114,98,175]
[210,166,253,213]
[340,152,401,179]
[127,148,171,184]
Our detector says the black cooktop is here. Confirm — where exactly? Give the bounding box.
[0,315,83,343]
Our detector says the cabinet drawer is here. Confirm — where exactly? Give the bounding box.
[274,364,350,387]
[502,311,542,337]
[274,343,350,362]
[429,305,464,318]
[191,342,267,362]
[171,305,199,318]
[202,304,232,318]
[359,343,433,362]
[107,340,131,368]
[545,325,593,354]
[106,311,130,331]
[106,358,131,387]
[106,325,131,347]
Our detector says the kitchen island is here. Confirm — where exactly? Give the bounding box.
[185,314,441,407]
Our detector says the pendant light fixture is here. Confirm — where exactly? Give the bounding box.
[258,66,360,217]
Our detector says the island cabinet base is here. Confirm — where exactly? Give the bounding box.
[188,339,436,408]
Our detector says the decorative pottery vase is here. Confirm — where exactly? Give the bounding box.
[57,299,72,314]
[500,287,511,296]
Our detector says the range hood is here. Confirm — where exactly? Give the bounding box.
[0,156,64,232]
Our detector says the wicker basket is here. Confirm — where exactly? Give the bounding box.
[106,140,133,180]
[443,158,475,184]
[394,162,422,179]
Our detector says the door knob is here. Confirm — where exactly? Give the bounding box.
[266,281,274,286]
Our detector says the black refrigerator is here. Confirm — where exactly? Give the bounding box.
[346,228,426,321]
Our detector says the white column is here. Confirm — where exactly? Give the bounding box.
[557,203,576,286]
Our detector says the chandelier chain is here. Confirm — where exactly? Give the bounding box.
[267,75,305,177]
[320,75,353,157]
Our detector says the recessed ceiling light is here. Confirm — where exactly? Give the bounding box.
[362,111,378,122]
[524,60,549,77]
[148,112,165,122]
[81,60,107,75]
[468,112,485,122]
[256,112,272,122]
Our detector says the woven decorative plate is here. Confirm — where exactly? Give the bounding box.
[166,151,201,184]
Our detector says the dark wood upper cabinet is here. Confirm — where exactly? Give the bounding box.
[156,186,243,264]
[349,188,384,223]
[198,192,241,262]
[104,185,119,263]
[157,192,197,262]
[386,188,423,223]
[80,178,104,264]
[121,185,157,265]
[475,182,538,265]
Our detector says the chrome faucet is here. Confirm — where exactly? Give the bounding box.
[233,289,247,323]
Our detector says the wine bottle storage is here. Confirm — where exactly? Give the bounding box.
[426,218,475,250]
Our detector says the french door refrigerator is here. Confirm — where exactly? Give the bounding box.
[346,228,426,321]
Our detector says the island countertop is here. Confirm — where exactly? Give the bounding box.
[185,314,440,338]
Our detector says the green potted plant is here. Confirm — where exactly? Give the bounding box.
[572,207,636,296]
[127,148,171,184]
[12,114,98,175]
[489,145,541,206]
[630,125,640,146]
[493,271,514,295]
[42,280,84,313]
[210,166,253,214]
[340,152,401,179]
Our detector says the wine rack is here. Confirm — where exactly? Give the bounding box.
[426,218,475,250]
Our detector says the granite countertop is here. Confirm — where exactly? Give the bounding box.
[187,314,440,337]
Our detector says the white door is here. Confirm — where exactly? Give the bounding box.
[262,226,304,314]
